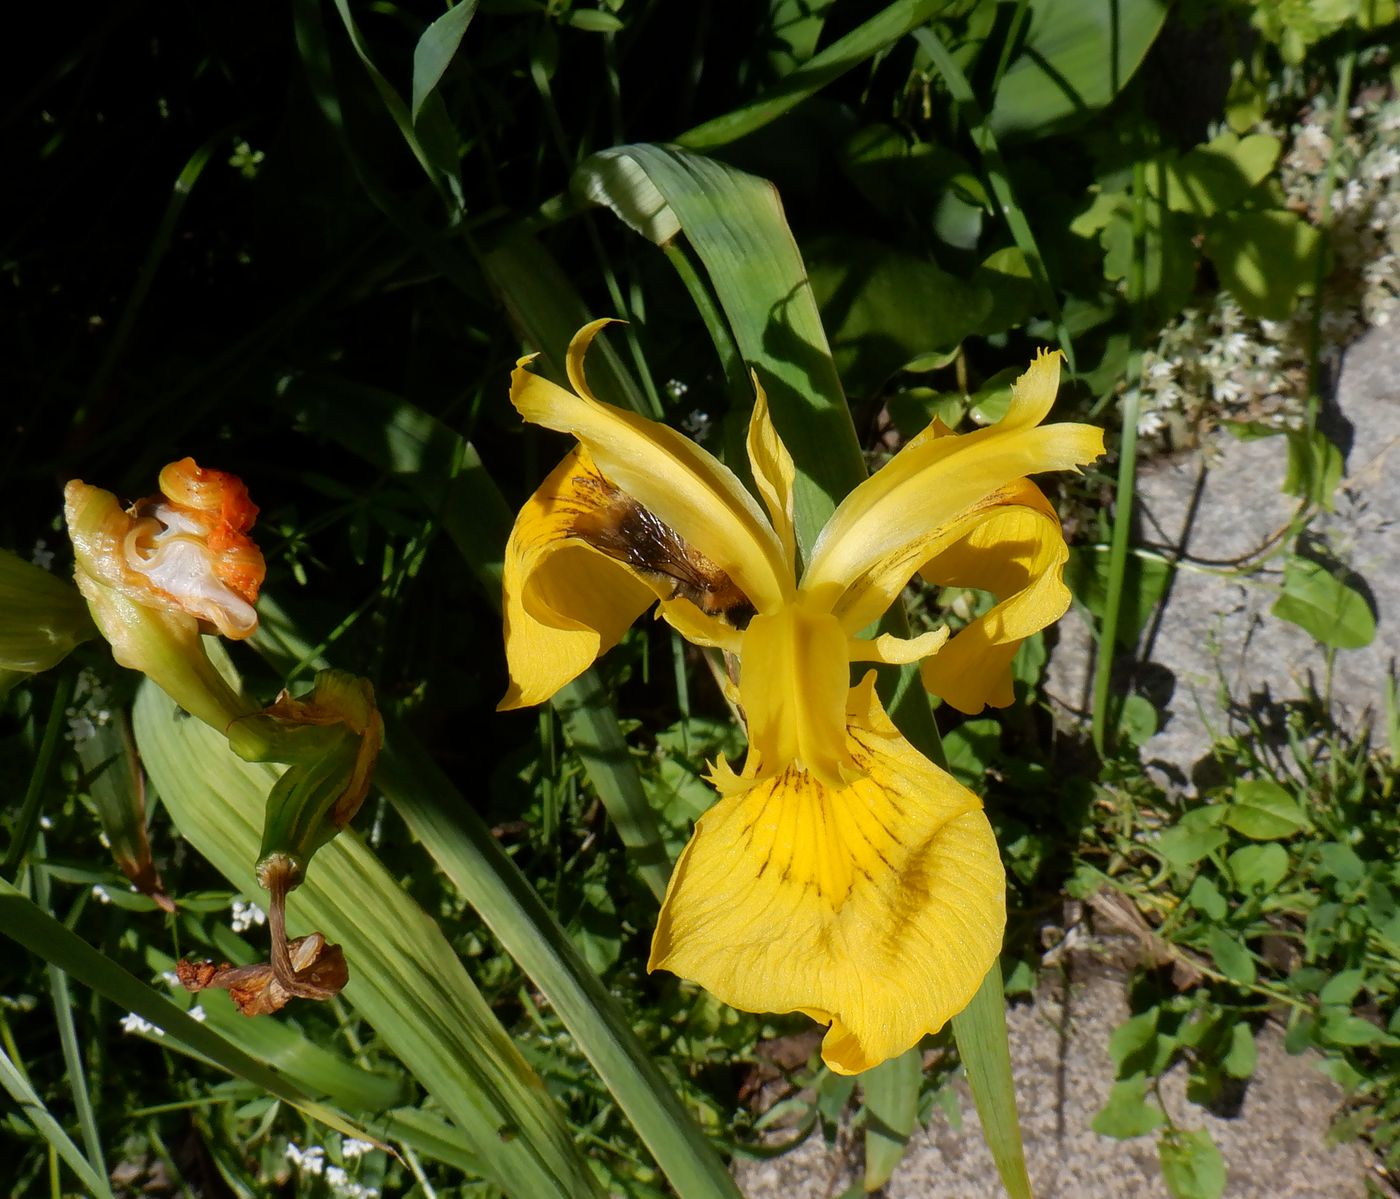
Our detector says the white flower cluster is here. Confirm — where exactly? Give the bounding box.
[229,897,267,933]
[65,669,113,743]
[285,1142,379,1198]
[1135,86,1400,452]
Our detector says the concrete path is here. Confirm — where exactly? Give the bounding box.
[1046,323,1400,785]
[734,964,1378,1198]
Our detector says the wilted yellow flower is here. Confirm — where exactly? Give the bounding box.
[500,321,1103,1072]
[64,458,265,731]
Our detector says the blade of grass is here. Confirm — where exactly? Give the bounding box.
[131,671,605,1199]
[32,858,107,1181]
[0,1042,114,1199]
[376,725,744,1199]
[950,961,1031,1199]
[0,876,378,1155]
[911,25,1076,374]
[1091,154,1148,754]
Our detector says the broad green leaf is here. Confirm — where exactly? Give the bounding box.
[942,719,1001,788]
[1222,1022,1257,1080]
[972,247,1038,337]
[1156,824,1227,871]
[862,1046,922,1190]
[1205,929,1256,986]
[1320,1012,1391,1047]
[1226,846,1288,896]
[1283,428,1344,510]
[132,674,604,1199]
[1223,780,1308,840]
[1314,841,1365,885]
[1160,133,1280,218]
[0,548,94,680]
[805,235,991,396]
[1318,968,1366,1007]
[410,0,480,122]
[1203,209,1321,320]
[1159,1127,1226,1199]
[950,963,1031,1199]
[567,8,624,32]
[676,0,953,150]
[1186,876,1227,921]
[1272,554,1376,650]
[987,0,1169,137]
[1116,693,1159,748]
[1091,1075,1165,1139]
[1109,1009,1160,1074]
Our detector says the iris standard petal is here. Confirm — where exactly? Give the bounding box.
[745,375,797,574]
[919,483,1070,713]
[511,326,791,612]
[499,447,663,709]
[650,675,1005,1075]
[805,354,1102,629]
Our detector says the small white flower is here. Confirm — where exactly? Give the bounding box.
[665,378,689,400]
[230,898,267,933]
[340,1139,376,1160]
[158,971,181,988]
[286,1144,327,1175]
[67,715,97,743]
[92,885,112,904]
[30,540,54,571]
[120,1012,158,1035]
[188,1004,207,1023]
[1137,409,1167,438]
[680,409,711,440]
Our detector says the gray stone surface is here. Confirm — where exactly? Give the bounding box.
[734,964,1378,1198]
[1047,324,1400,786]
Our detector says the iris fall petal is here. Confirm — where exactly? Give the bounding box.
[650,677,1005,1074]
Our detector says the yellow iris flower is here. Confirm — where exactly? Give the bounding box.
[500,321,1104,1074]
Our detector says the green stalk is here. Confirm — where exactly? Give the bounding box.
[949,962,1029,1199]
[1304,45,1356,430]
[0,1043,114,1199]
[33,857,107,1181]
[911,27,1076,374]
[4,673,74,880]
[1090,154,1148,754]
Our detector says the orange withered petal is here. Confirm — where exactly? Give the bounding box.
[157,457,266,606]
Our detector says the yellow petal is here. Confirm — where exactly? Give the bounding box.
[998,347,1064,430]
[65,480,255,733]
[847,627,949,666]
[745,374,797,574]
[919,483,1070,713]
[512,324,791,612]
[805,354,1102,632]
[738,599,852,788]
[650,676,1005,1074]
[499,448,661,709]
[657,597,743,655]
